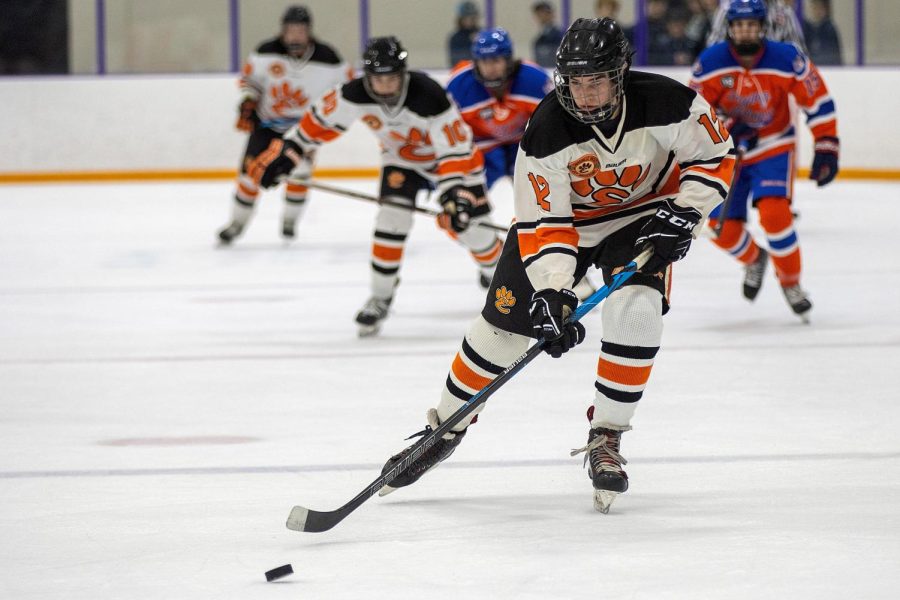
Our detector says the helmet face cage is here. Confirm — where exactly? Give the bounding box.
[554,62,628,124]
[362,37,409,106]
[554,18,630,124]
[726,0,767,53]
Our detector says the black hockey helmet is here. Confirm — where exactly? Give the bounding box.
[282,5,311,26]
[362,37,409,106]
[554,18,632,124]
[362,36,408,75]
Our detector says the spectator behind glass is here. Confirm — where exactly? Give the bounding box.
[594,0,634,44]
[0,0,68,74]
[649,5,699,66]
[686,0,720,56]
[448,1,482,67]
[532,1,564,68]
[803,0,842,65]
[644,0,671,64]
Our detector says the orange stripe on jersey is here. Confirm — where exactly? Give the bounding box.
[372,243,403,261]
[450,60,474,76]
[286,183,308,195]
[809,120,838,140]
[597,358,653,387]
[451,354,492,391]
[436,151,484,177]
[682,155,735,187]
[517,226,578,260]
[299,111,341,143]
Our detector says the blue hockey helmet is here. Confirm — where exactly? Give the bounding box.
[471,27,514,61]
[726,0,767,23]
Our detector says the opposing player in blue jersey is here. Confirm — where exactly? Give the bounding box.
[446,27,554,190]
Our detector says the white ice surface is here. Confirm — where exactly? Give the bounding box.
[1,179,898,599]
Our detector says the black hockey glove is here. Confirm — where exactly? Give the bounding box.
[235,98,259,132]
[436,186,478,233]
[810,136,839,187]
[529,288,586,359]
[634,200,702,274]
[249,138,303,189]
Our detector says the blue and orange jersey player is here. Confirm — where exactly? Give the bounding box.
[446,27,554,190]
[690,0,839,321]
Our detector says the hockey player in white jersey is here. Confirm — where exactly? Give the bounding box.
[376,18,735,513]
[251,37,504,336]
[218,6,350,244]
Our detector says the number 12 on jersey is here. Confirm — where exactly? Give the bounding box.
[528,172,551,211]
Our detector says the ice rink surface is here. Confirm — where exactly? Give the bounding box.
[1,178,899,599]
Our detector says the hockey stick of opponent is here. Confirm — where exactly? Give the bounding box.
[297,179,509,233]
[285,246,654,533]
[711,145,746,238]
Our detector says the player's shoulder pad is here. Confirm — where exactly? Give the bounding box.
[513,61,553,94]
[404,71,452,116]
[256,38,286,55]
[763,40,809,76]
[340,78,376,105]
[622,71,696,131]
[520,94,596,159]
[691,42,733,77]
[309,41,343,65]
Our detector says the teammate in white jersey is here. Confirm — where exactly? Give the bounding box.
[252,37,503,336]
[376,18,735,513]
[218,6,350,244]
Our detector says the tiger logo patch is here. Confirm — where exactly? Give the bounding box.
[362,114,383,130]
[494,286,516,314]
[387,170,406,189]
[567,153,600,179]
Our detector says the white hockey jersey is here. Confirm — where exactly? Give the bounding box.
[514,71,736,292]
[285,71,486,194]
[240,38,351,133]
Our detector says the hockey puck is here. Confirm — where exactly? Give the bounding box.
[265,564,293,582]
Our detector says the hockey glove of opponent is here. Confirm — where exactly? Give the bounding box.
[248,138,304,188]
[436,186,478,233]
[529,288,586,358]
[726,119,758,152]
[810,136,839,187]
[235,98,259,132]
[634,200,702,274]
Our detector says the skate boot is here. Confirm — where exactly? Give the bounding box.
[379,408,467,497]
[281,218,296,240]
[743,247,768,301]
[782,284,812,323]
[571,417,632,514]
[355,296,392,337]
[217,221,245,245]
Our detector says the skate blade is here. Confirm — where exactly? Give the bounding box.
[798,313,811,325]
[357,324,382,338]
[377,485,397,497]
[593,489,619,514]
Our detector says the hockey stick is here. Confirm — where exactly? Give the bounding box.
[712,146,746,238]
[297,179,509,233]
[286,246,654,533]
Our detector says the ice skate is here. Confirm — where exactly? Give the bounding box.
[743,247,768,301]
[378,409,467,496]
[281,218,297,240]
[571,423,631,514]
[355,296,392,337]
[782,284,812,323]
[217,221,245,245]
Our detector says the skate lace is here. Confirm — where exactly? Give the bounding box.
[783,285,808,304]
[361,297,390,317]
[570,430,628,472]
[745,254,766,286]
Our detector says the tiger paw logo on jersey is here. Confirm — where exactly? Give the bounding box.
[567,153,601,179]
[270,82,309,115]
[494,286,516,314]
[387,171,405,189]
[570,163,651,207]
